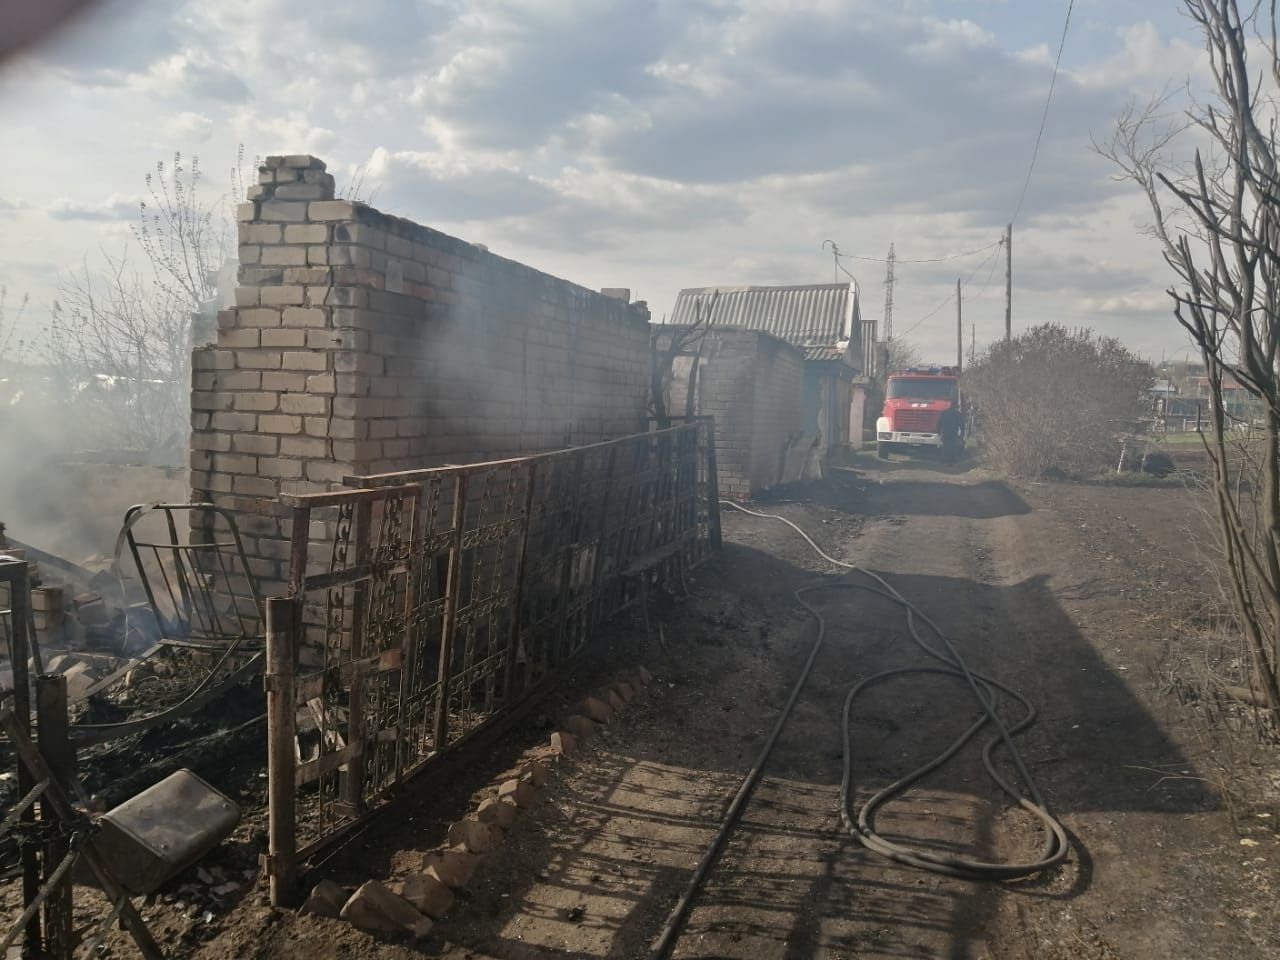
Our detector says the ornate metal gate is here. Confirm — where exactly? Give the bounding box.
[263,420,719,902]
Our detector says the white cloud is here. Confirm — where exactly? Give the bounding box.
[0,0,1228,361]
[46,195,141,222]
[1075,21,1207,90]
[162,111,215,143]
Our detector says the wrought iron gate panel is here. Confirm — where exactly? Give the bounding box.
[266,420,718,887]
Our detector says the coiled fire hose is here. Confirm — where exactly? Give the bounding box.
[649,501,1070,958]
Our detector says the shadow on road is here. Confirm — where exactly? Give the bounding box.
[427,472,1214,959]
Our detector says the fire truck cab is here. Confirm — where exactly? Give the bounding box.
[876,366,965,461]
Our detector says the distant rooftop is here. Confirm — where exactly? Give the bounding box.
[670,282,860,350]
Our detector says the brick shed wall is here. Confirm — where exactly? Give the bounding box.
[656,327,804,500]
[746,335,805,494]
[189,155,651,596]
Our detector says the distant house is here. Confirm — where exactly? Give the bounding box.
[669,282,868,461]
[1192,375,1254,422]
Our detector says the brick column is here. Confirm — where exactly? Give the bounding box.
[189,156,360,596]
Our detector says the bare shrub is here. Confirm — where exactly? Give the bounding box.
[964,323,1154,478]
[0,284,32,368]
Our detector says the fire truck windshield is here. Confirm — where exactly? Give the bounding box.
[886,378,956,401]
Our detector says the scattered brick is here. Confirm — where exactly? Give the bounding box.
[581,696,612,724]
[446,818,497,854]
[498,778,538,808]
[399,873,455,920]
[421,846,481,889]
[340,880,432,938]
[563,716,595,741]
[520,758,549,788]
[476,796,519,830]
[299,879,347,919]
[550,730,578,756]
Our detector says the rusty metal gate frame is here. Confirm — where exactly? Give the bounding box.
[263,420,720,903]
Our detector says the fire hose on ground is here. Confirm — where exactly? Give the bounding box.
[648,500,1070,959]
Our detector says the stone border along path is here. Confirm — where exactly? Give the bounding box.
[294,666,654,941]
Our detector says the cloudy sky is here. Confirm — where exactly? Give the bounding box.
[0,0,1215,363]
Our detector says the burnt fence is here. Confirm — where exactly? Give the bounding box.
[264,419,720,902]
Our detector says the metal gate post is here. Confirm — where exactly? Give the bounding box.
[264,596,298,906]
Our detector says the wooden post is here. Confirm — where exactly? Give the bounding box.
[1004,222,1013,341]
[956,277,963,372]
[264,596,298,907]
[36,674,73,959]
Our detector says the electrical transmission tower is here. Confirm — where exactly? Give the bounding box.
[882,243,896,343]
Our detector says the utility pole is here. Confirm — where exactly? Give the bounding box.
[1004,222,1013,341]
[970,323,976,366]
[823,240,840,283]
[883,243,896,344]
[956,277,963,371]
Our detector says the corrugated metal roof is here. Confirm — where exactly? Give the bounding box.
[670,283,857,349]
[802,344,847,362]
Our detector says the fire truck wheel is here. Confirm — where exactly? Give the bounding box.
[877,442,890,460]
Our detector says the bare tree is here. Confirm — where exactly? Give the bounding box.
[47,149,245,451]
[0,284,31,369]
[49,252,192,449]
[885,335,923,373]
[650,293,719,428]
[135,150,240,310]
[1097,0,1280,708]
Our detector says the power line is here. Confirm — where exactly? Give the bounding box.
[966,248,1005,303]
[830,239,1002,265]
[898,241,1003,339]
[1009,0,1074,225]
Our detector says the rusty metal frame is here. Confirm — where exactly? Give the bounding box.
[261,421,719,903]
[120,502,264,654]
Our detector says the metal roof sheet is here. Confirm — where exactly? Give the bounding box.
[802,344,848,362]
[669,283,857,351]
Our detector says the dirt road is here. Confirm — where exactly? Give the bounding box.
[181,457,1279,958]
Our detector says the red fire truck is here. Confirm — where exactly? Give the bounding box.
[876,366,965,461]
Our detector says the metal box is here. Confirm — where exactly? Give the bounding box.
[92,769,241,894]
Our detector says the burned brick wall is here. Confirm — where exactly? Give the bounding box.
[657,327,804,499]
[189,155,651,597]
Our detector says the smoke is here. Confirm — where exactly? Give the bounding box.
[0,364,187,565]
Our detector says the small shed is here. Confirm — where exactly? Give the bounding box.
[654,327,808,499]
[670,282,866,462]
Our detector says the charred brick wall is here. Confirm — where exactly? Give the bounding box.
[189,155,651,597]
[657,327,804,500]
